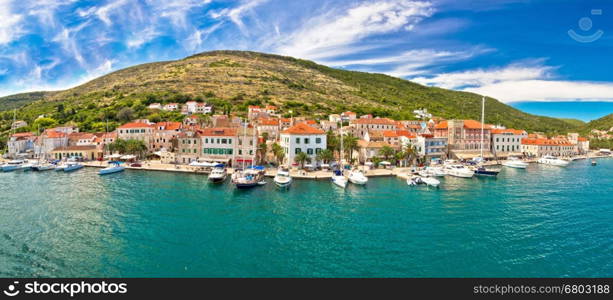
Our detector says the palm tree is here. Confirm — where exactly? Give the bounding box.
[343,134,359,162]
[326,130,339,155]
[316,149,334,164]
[399,144,418,167]
[294,152,310,169]
[271,143,285,165]
[379,145,395,161]
[261,132,269,141]
[257,141,268,164]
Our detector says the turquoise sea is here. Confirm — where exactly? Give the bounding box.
[0,159,612,277]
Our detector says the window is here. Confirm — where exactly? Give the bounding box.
[296,138,300,144]
[222,139,227,144]
[304,138,310,144]
[307,148,313,155]
[295,148,301,154]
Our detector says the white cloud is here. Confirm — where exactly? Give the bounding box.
[148,0,213,29]
[211,0,268,34]
[185,23,222,52]
[26,0,76,28]
[275,0,434,60]
[51,21,91,66]
[466,80,613,103]
[412,61,613,102]
[0,0,24,45]
[412,61,554,89]
[126,27,160,49]
[95,0,129,26]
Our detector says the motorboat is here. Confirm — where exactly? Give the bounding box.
[20,161,34,171]
[208,165,228,183]
[591,160,597,166]
[55,163,68,171]
[347,169,368,185]
[64,163,84,172]
[331,170,348,189]
[537,155,570,167]
[418,166,446,177]
[473,166,500,177]
[444,164,475,178]
[99,162,125,175]
[189,161,218,168]
[233,166,265,189]
[273,167,292,188]
[408,175,440,187]
[31,163,55,171]
[501,157,529,169]
[1,160,25,172]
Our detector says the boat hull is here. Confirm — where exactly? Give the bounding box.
[273,177,292,188]
[235,183,259,189]
[208,175,227,183]
[474,170,500,177]
[64,165,84,172]
[502,162,527,169]
[332,177,347,188]
[99,167,125,175]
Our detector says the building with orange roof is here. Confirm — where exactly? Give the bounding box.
[356,140,398,164]
[340,111,357,122]
[491,128,528,157]
[38,129,69,158]
[280,123,327,167]
[256,118,280,140]
[7,132,36,159]
[150,122,183,152]
[350,117,398,138]
[434,120,493,159]
[521,138,578,157]
[177,130,201,165]
[117,122,155,148]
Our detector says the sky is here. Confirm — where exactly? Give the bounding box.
[1,0,613,120]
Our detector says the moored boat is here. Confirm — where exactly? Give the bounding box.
[31,163,56,171]
[444,164,475,178]
[233,166,265,189]
[331,170,348,189]
[99,162,125,175]
[473,166,500,177]
[347,169,368,185]
[418,166,446,177]
[63,163,84,172]
[502,157,529,169]
[1,160,25,172]
[273,167,292,188]
[208,165,228,183]
[537,155,570,167]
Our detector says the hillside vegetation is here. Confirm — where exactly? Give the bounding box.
[0,50,584,144]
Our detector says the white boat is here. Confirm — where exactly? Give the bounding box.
[421,176,441,187]
[418,166,446,177]
[31,163,55,171]
[331,170,348,189]
[189,161,218,168]
[63,163,84,172]
[347,169,368,185]
[233,167,266,189]
[273,168,292,188]
[99,163,125,175]
[55,164,67,171]
[537,155,570,167]
[208,166,228,183]
[502,157,529,169]
[407,175,441,187]
[444,164,475,178]
[1,160,25,172]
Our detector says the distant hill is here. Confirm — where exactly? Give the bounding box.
[581,113,613,133]
[0,50,581,136]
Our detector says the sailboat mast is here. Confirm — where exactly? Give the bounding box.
[480,97,485,160]
[340,126,343,167]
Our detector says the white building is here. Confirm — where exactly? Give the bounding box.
[491,129,527,157]
[148,103,162,110]
[163,103,179,111]
[280,123,327,167]
[415,134,447,162]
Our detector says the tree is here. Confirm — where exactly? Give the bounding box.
[271,143,285,165]
[294,152,310,169]
[116,107,134,122]
[379,145,395,161]
[326,130,339,154]
[343,134,359,162]
[257,141,268,164]
[34,117,58,130]
[125,139,148,158]
[316,149,334,163]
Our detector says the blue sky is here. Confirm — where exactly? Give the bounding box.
[1,0,612,120]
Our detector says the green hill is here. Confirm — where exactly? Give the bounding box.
[0,50,581,139]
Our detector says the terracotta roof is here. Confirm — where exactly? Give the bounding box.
[118,122,154,129]
[248,105,261,110]
[265,105,277,110]
[491,128,527,135]
[280,118,291,123]
[200,128,238,137]
[434,120,492,130]
[351,118,396,125]
[155,122,182,130]
[281,123,325,135]
[396,130,417,138]
[521,138,574,146]
[578,137,588,142]
[342,111,356,115]
[44,130,66,138]
[382,130,399,138]
[11,132,34,138]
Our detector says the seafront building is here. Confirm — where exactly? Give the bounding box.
[490,129,528,158]
[521,138,577,157]
[434,120,492,160]
[280,123,327,167]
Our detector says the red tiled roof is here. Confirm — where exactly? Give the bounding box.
[434,120,492,130]
[281,123,325,135]
[396,130,417,138]
[248,105,261,110]
[44,130,66,138]
[155,122,182,131]
[382,130,399,138]
[491,128,527,135]
[258,118,279,126]
[11,132,34,138]
[118,122,154,129]
[200,128,238,137]
[578,137,588,142]
[521,138,574,146]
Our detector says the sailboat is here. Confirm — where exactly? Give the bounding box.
[331,127,348,188]
[473,97,500,177]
